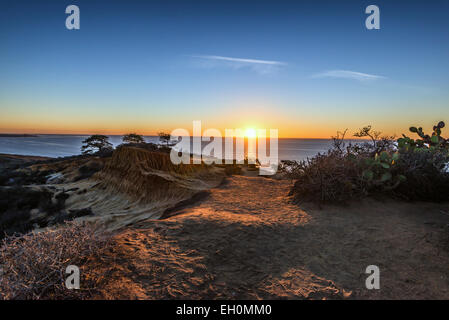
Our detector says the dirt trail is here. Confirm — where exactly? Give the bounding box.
[98,176,449,299]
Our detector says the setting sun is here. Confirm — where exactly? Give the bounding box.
[245,128,257,138]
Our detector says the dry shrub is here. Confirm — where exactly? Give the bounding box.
[289,150,366,203]
[290,148,449,204]
[288,129,368,203]
[394,149,449,201]
[0,221,112,300]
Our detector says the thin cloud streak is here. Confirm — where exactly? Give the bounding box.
[193,55,287,66]
[312,70,386,81]
[191,55,287,74]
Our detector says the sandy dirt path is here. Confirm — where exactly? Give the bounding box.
[98,176,449,299]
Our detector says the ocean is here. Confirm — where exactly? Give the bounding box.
[0,135,347,161]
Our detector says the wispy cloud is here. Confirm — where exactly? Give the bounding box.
[191,55,287,74]
[193,55,287,66]
[312,70,386,82]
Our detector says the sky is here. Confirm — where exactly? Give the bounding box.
[0,0,448,138]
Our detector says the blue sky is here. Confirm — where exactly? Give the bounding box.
[1,0,448,137]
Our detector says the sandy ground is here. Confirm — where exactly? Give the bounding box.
[95,175,449,299]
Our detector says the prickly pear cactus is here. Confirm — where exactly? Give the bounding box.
[398,121,448,151]
[361,150,405,188]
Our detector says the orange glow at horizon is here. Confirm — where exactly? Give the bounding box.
[0,109,440,139]
[0,121,420,139]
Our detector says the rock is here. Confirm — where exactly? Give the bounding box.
[46,172,64,184]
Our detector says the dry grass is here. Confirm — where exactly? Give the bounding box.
[0,221,112,300]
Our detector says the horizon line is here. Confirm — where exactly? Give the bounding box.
[0,132,372,140]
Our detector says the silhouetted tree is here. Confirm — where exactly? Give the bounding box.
[354,125,382,148]
[158,132,172,146]
[81,135,113,155]
[122,133,145,144]
[354,126,396,154]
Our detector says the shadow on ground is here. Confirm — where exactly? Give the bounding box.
[95,176,449,300]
